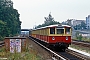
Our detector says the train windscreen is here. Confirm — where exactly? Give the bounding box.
[65,28,70,34]
[56,27,64,34]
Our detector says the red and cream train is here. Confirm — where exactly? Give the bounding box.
[30,24,72,51]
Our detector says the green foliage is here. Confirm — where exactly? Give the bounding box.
[0,0,21,40]
[7,52,41,60]
[78,34,82,41]
[0,47,41,60]
[0,47,5,52]
[75,32,82,41]
[36,21,60,28]
[36,13,60,28]
[0,20,7,40]
[75,32,79,39]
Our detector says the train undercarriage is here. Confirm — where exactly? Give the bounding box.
[45,42,70,52]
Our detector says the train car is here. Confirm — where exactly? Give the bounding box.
[30,24,72,51]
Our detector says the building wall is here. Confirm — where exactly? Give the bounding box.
[86,15,90,29]
[66,19,85,26]
[73,20,85,26]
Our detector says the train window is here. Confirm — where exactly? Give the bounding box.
[56,28,64,34]
[65,28,70,34]
[50,28,55,34]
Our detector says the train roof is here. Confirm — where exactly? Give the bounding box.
[32,24,71,31]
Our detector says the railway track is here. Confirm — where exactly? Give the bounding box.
[67,48,90,60]
[55,51,80,60]
[0,37,89,60]
[53,48,90,60]
[29,36,89,60]
[0,41,5,47]
[72,39,90,48]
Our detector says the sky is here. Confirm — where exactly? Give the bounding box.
[11,0,90,29]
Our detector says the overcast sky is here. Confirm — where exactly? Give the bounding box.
[11,0,90,29]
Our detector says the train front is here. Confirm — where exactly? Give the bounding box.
[48,25,72,51]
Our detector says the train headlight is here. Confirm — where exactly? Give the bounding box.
[66,37,68,40]
[52,37,55,40]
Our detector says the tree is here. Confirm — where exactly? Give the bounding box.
[0,20,9,40]
[36,13,60,28]
[0,0,21,40]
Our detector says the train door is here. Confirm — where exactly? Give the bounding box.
[48,27,56,43]
[56,27,64,42]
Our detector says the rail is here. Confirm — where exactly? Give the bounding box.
[29,36,82,60]
[0,41,5,47]
[72,40,90,47]
[29,36,66,60]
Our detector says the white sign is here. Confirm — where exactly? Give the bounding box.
[10,39,15,53]
[10,39,21,53]
[15,39,21,53]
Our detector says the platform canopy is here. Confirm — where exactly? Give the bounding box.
[21,29,30,31]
